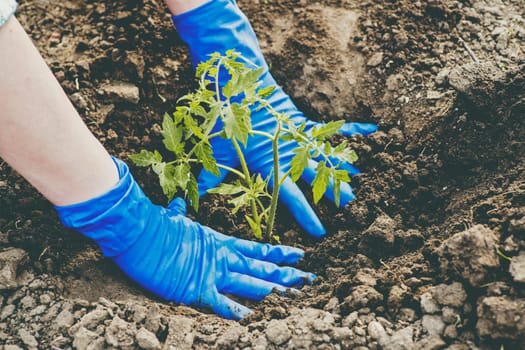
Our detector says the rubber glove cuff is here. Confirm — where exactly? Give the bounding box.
[55,157,144,257]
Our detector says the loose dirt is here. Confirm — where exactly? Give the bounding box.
[1,0,524,349]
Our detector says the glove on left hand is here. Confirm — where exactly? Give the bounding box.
[55,158,315,320]
[172,0,377,238]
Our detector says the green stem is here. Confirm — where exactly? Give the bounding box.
[249,129,275,139]
[216,163,246,180]
[231,137,261,226]
[212,59,262,229]
[278,168,292,187]
[265,121,281,239]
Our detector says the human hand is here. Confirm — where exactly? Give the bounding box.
[56,158,315,320]
[172,0,377,238]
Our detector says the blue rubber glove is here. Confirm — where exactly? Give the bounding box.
[55,158,315,320]
[172,0,377,238]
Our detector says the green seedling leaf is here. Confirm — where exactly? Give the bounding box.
[194,142,220,176]
[333,177,341,208]
[323,141,332,156]
[312,161,330,203]
[159,163,177,202]
[339,147,359,164]
[162,114,183,155]
[223,103,251,145]
[173,106,188,123]
[208,66,219,79]
[334,169,351,182]
[208,182,245,196]
[196,60,212,79]
[251,174,269,194]
[129,149,162,167]
[331,168,351,207]
[222,73,238,99]
[290,146,310,182]
[258,86,275,98]
[229,193,251,214]
[174,163,191,190]
[311,120,345,139]
[187,173,199,211]
[246,215,263,239]
[332,141,358,164]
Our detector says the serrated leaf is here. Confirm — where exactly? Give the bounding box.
[240,67,264,90]
[162,114,183,154]
[194,142,219,176]
[159,163,177,202]
[222,73,238,99]
[173,106,188,123]
[341,148,359,164]
[258,86,276,98]
[311,120,345,139]
[192,105,208,118]
[129,149,162,167]
[245,215,262,239]
[253,174,269,194]
[335,169,351,182]
[312,161,330,203]
[174,163,191,191]
[331,169,350,207]
[229,192,250,214]
[196,60,211,79]
[184,114,205,140]
[290,146,310,182]
[331,168,343,208]
[187,173,199,211]
[223,103,250,145]
[208,182,245,196]
[323,141,332,156]
[333,176,341,208]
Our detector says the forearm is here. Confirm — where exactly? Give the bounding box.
[0,17,118,206]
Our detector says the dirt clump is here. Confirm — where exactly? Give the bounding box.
[437,224,500,287]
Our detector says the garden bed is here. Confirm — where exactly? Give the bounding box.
[0,0,524,349]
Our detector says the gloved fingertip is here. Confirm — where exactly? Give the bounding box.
[340,122,378,136]
[306,273,317,284]
[167,197,187,215]
[213,294,253,320]
[343,163,361,176]
[340,182,356,205]
[285,287,302,295]
[279,178,327,239]
[228,306,253,321]
[361,123,379,135]
[307,224,327,239]
[279,246,305,264]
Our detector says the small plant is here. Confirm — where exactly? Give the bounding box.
[130,50,358,240]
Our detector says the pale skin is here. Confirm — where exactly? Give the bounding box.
[0,0,205,206]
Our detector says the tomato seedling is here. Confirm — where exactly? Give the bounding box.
[131,50,358,240]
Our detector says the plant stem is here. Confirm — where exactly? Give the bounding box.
[265,121,281,239]
[212,58,262,229]
[215,163,246,179]
[231,137,261,227]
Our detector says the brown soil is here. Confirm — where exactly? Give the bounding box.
[1,0,524,349]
